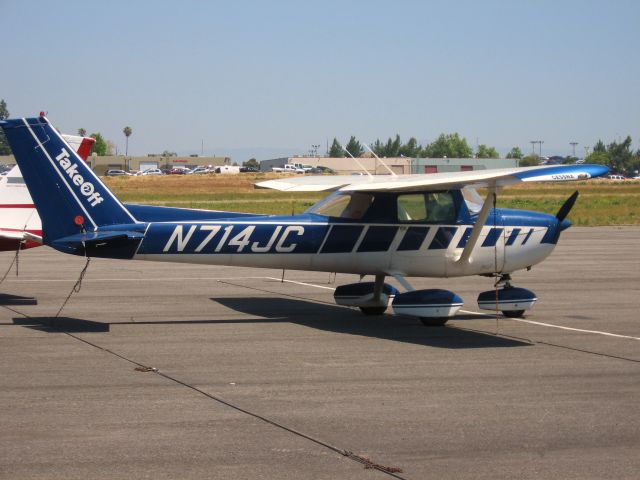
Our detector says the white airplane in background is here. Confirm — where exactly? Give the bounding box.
[1,115,609,325]
[0,132,95,251]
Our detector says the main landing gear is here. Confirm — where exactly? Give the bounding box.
[333,274,463,327]
[333,272,539,325]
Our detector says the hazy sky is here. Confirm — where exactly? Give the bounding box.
[2,0,639,159]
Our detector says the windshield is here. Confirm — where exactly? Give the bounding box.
[461,186,484,214]
[306,192,374,220]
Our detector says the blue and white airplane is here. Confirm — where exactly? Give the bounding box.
[1,115,608,325]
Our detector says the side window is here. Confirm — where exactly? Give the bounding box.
[397,192,456,223]
[306,192,373,220]
[425,192,456,222]
[340,193,374,219]
[397,194,427,222]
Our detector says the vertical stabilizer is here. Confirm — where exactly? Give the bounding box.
[0,116,137,243]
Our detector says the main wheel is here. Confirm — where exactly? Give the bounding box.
[502,310,525,318]
[359,306,387,315]
[419,317,449,327]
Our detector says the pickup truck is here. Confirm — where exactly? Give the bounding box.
[272,164,305,173]
[293,163,314,172]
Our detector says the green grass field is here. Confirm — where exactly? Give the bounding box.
[104,175,640,225]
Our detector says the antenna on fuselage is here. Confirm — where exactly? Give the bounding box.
[363,143,398,177]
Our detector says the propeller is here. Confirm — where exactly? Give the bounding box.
[556,191,579,222]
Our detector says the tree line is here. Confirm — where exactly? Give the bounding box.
[329,133,505,159]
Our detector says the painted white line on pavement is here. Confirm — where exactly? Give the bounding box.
[459,309,640,341]
[264,277,337,291]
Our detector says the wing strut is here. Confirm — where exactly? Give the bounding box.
[457,184,497,264]
[390,273,415,292]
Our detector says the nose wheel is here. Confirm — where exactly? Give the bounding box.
[477,274,537,318]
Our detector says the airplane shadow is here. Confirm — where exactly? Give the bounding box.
[211,296,531,349]
[13,317,110,332]
[0,292,37,306]
[9,298,530,349]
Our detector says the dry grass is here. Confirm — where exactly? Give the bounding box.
[104,175,640,224]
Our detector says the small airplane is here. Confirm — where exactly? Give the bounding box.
[0,132,95,251]
[1,115,608,325]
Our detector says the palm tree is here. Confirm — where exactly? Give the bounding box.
[78,128,86,137]
[123,126,132,156]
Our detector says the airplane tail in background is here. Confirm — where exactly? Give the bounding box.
[60,133,96,161]
[0,116,138,245]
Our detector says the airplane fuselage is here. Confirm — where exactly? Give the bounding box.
[76,207,560,279]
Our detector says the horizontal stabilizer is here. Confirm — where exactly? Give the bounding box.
[0,230,42,243]
[53,230,145,246]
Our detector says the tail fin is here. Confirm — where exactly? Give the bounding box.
[60,134,96,161]
[0,116,137,243]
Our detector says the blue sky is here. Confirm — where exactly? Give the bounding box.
[2,0,639,160]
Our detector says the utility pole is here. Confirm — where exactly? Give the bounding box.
[530,140,536,154]
[539,140,544,160]
[570,142,578,158]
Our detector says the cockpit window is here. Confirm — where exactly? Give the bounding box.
[397,192,456,223]
[306,192,374,220]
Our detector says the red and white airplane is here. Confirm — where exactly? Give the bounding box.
[0,133,95,251]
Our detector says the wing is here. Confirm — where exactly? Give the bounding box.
[256,164,609,192]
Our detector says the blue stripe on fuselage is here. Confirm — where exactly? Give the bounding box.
[320,225,364,253]
[135,207,557,256]
[357,226,398,252]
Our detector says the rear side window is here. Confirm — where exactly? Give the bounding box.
[397,192,456,223]
[307,192,374,220]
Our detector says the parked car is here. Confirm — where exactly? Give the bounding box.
[141,168,163,176]
[272,164,304,173]
[168,167,191,175]
[607,174,626,180]
[0,164,15,175]
[240,166,259,173]
[105,169,129,177]
[310,165,336,174]
[189,166,212,174]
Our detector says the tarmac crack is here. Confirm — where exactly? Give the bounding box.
[32,323,410,479]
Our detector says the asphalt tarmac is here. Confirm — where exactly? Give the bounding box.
[1,226,638,479]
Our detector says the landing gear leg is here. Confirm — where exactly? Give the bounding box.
[358,274,387,316]
[492,273,528,318]
[494,273,513,289]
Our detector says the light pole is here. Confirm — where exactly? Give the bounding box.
[570,142,578,158]
[311,144,320,158]
[538,140,544,160]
